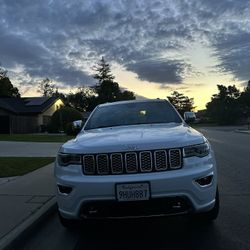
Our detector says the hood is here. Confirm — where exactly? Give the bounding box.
[61,123,205,154]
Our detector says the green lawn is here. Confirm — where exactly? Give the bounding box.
[0,134,74,142]
[0,157,55,177]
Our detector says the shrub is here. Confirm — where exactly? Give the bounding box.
[65,122,82,136]
[48,107,82,133]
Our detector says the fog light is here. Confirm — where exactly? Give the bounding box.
[195,175,213,186]
[57,184,72,195]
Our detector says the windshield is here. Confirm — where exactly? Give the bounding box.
[84,101,182,130]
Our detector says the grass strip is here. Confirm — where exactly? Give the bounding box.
[0,157,55,177]
[0,134,74,142]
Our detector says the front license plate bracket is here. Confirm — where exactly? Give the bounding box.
[116,182,151,202]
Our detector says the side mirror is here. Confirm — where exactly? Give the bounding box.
[72,120,83,134]
[72,120,83,128]
[184,112,196,123]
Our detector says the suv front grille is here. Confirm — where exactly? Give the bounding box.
[125,152,138,173]
[82,149,182,175]
[140,151,152,172]
[97,154,109,174]
[111,153,123,174]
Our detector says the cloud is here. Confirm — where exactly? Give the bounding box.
[0,0,250,92]
[0,24,93,87]
[213,33,250,81]
[189,0,250,81]
[126,59,189,84]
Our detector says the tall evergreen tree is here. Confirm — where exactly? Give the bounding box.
[93,57,115,84]
[90,58,135,108]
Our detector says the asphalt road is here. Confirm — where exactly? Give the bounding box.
[17,127,250,250]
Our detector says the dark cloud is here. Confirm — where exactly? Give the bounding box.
[190,0,250,80]
[0,0,250,90]
[0,20,92,87]
[126,60,189,84]
[213,33,250,81]
[0,24,48,68]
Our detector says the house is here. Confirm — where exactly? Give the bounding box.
[0,97,64,133]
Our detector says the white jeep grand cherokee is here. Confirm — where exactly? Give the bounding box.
[55,99,219,227]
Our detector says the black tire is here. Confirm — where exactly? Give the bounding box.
[193,187,220,222]
[58,211,78,229]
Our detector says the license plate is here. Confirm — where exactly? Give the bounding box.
[116,182,150,201]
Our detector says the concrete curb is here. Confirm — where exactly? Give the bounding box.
[235,129,250,134]
[0,197,57,250]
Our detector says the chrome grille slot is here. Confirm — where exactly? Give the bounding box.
[82,148,182,175]
[169,149,182,169]
[125,152,138,173]
[154,150,168,170]
[111,153,123,174]
[140,151,152,172]
[97,154,109,174]
[83,155,95,174]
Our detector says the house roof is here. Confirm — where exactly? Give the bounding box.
[0,97,62,115]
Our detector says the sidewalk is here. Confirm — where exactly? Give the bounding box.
[235,128,250,134]
[0,163,57,249]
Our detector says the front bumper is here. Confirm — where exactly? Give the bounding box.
[55,154,217,219]
[79,196,193,219]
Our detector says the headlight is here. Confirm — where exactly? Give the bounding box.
[57,153,81,166]
[183,142,210,158]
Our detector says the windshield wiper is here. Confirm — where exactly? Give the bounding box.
[85,124,121,130]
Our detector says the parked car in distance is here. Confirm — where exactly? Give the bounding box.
[55,99,219,228]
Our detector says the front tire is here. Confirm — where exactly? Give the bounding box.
[58,211,78,229]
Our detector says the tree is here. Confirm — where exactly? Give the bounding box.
[48,106,82,133]
[92,79,135,107]
[167,91,195,116]
[0,67,7,79]
[119,90,136,101]
[95,80,120,103]
[67,87,95,112]
[0,67,20,98]
[88,58,135,110]
[92,57,115,83]
[37,78,55,97]
[52,87,67,101]
[206,84,241,124]
[239,81,250,118]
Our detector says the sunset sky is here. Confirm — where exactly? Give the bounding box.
[1,0,250,110]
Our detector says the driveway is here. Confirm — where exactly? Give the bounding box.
[0,141,63,157]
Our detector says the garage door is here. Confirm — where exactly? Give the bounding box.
[0,115,10,134]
